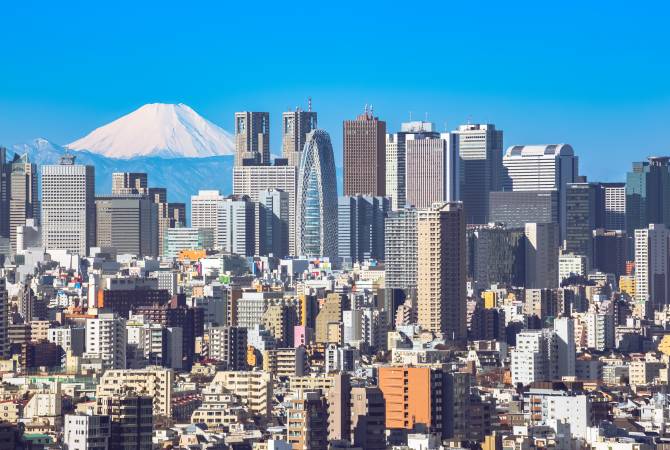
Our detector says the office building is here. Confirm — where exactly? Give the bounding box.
[502,144,578,239]
[95,392,153,450]
[233,163,298,255]
[85,313,127,370]
[148,187,171,256]
[217,195,255,256]
[454,123,503,224]
[208,326,248,370]
[343,107,386,196]
[385,121,439,210]
[63,414,111,450]
[384,208,418,290]
[0,148,9,243]
[190,190,224,242]
[593,229,627,278]
[406,132,459,208]
[489,190,559,229]
[112,172,148,195]
[626,156,670,238]
[553,317,576,377]
[41,155,96,255]
[467,224,526,290]
[167,203,186,227]
[95,195,158,257]
[8,153,38,254]
[558,253,587,284]
[600,182,626,231]
[235,111,270,165]
[564,182,597,267]
[0,279,8,359]
[258,188,289,257]
[338,195,389,265]
[417,202,466,340]
[282,105,318,167]
[635,223,670,315]
[165,227,214,258]
[296,129,338,258]
[524,222,559,289]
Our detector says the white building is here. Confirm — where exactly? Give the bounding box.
[525,389,591,440]
[63,414,111,450]
[217,195,255,256]
[48,326,85,356]
[635,224,670,315]
[502,144,578,239]
[85,313,127,370]
[602,183,626,231]
[41,155,95,255]
[585,311,614,351]
[165,227,214,258]
[553,317,575,377]
[511,330,558,385]
[558,253,587,284]
[190,190,224,240]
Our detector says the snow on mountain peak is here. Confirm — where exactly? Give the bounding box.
[66,103,234,159]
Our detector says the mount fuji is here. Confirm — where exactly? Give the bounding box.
[67,103,234,159]
[6,104,236,210]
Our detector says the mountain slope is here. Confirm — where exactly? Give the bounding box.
[67,103,234,159]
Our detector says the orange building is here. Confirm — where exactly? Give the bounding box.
[378,366,434,432]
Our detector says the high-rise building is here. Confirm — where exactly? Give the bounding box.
[235,111,270,166]
[406,132,460,209]
[564,182,597,268]
[282,105,317,167]
[41,155,96,255]
[233,162,298,255]
[343,107,386,196]
[635,223,670,315]
[191,189,224,239]
[217,195,256,256]
[148,187,170,256]
[112,172,148,195]
[85,313,127,370]
[350,387,386,450]
[593,229,627,278]
[296,129,338,258]
[385,121,439,210]
[417,202,466,340]
[553,317,576,377]
[488,191,559,229]
[0,148,9,243]
[524,222,559,289]
[338,195,389,265]
[63,414,111,450]
[600,182,626,231]
[8,154,38,254]
[208,326,248,370]
[454,123,503,224]
[286,390,328,450]
[95,392,153,450]
[384,208,418,291]
[467,224,526,291]
[95,195,158,257]
[258,188,289,257]
[502,144,578,239]
[510,329,559,385]
[167,203,186,227]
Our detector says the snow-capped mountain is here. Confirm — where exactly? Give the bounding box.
[67,103,234,159]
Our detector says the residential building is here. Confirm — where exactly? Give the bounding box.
[96,367,174,417]
[208,326,248,370]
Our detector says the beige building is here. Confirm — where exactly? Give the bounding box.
[211,371,272,417]
[190,385,246,430]
[96,367,174,417]
[417,202,466,340]
[315,293,343,344]
[286,390,328,450]
[289,374,336,392]
[263,347,307,377]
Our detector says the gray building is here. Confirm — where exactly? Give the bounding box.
[217,195,256,257]
[235,111,270,166]
[282,106,317,167]
[338,195,390,266]
[258,188,289,257]
[9,153,38,254]
[525,222,559,289]
[112,172,148,195]
[467,224,526,291]
[564,182,597,268]
[95,195,158,257]
[41,155,96,255]
[208,325,248,370]
[489,190,559,229]
[454,124,503,224]
[384,208,418,291]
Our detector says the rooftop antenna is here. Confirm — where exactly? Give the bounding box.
[425,112,428,122]
[370,104,374,117]
[364,104,369,115]
[409,111,413,121]
[308,97,312,112]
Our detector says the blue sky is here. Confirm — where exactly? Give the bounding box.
[1,0,669,181]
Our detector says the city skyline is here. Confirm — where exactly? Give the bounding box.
[2,2,670,183]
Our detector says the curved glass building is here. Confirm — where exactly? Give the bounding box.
[296,129,338,258]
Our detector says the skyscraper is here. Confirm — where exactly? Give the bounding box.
[502,144,578,240]
[600,182,626,231]
[385,121,439,210]
[406,132,459,209]
[148,187,170,256]
[217,195,256,256]
[190,190,224,246]
[564,182,597,268]
[0,148,9,244]
[0,278,8,359]
[338,195,389,265]
[343,107,386,196]
[95,195,158,257]
[282,105,317,167]
[384,208,418,291]
[454,123,503,224]
[233,163,298,255]
[417,202,466,340]
[235,112,270,166]
[296,129,338,258]
[635,223,670,315]
[112,172,148,195]
[626,156,670,239]
[258,188,289,257]
[524,222,559,289]
[488,191,559,229]
[41,155,96,255]
[8,153,38,254]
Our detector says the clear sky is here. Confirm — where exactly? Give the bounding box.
[2,0,669,181]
